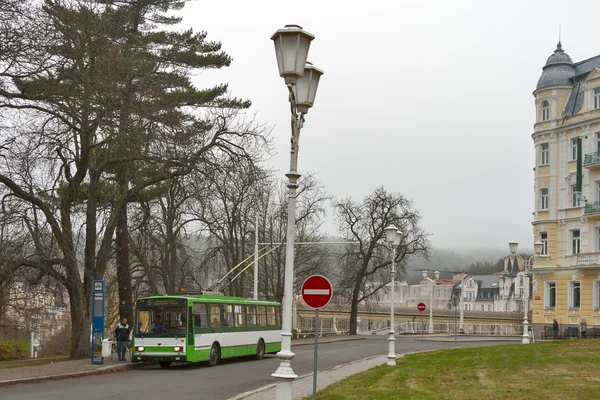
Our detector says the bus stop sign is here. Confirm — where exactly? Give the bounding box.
[301,275,333,310]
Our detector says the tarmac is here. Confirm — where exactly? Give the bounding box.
[0,335,365,388]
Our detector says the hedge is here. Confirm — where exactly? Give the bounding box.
[0,339,29,361]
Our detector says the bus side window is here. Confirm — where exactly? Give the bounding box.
[193,303,208,330]
[222,305,234,327]
[266,307,275,326]
[257,306,267,326]
[209,304,221,328]
[234,305,245,327]
[246,306,257,326]
[275,306,281,326]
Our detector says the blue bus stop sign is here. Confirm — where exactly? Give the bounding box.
[91,280,105,365]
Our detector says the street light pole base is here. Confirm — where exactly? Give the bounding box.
[522,320,530,344]
[272,348,298,400]
[272,349,298,379]
[386,331,396,366]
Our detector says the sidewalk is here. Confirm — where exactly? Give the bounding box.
[229,355,387,400]
[0,356,135,387]
[0,335,365,387]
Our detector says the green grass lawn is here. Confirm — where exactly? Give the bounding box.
[0,356,70,369]
[314,340,600,400]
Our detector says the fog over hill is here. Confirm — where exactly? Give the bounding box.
[403,246,533,284]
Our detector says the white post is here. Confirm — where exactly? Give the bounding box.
[253,214,259,300]
[459,276,465,332]
[428,282,434,334]
[272,99,301,398]
[387,247,397,366]
[522,272,530,344]
[30,331,34,358]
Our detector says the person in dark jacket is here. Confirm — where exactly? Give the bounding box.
[552,318,559,339]
[114,318,131,361]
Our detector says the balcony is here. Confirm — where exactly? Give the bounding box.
[584,201,600,219]
[576,252,600,264]
[584,152,600,169]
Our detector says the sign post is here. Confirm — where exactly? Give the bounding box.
[447,295,460,344]
[417,302,426,337]
[91,280,105,365]
[301,275,333,400]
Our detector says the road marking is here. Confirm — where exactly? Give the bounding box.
[303,289,330,295]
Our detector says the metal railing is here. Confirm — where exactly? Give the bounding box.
[584,201,600,215]
[584,152,600,166]
[297,315,524,337]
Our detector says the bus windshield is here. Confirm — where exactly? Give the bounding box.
[136,306,187,336]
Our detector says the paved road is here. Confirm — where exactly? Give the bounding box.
[0,337,517,400]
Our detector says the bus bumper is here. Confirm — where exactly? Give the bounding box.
[132,354,187,363]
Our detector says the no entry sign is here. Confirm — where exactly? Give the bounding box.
[301,275,333,309]
[417,302,426,312]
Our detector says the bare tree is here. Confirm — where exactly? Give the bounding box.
[0,0,267,357]
[334,187,431,335]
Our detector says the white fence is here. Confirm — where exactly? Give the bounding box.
[297,315,524,337]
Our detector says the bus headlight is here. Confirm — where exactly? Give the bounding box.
[135,346,145,352]
[173,346,182,352]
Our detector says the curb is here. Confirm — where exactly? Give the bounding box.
[0,363,138,388]
[291,336,366,347]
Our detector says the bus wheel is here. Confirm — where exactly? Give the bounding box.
[208,343,220,367]
[256,339,265,360]
[159,361,171,368]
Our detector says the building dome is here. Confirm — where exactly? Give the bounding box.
[536,42,575,91]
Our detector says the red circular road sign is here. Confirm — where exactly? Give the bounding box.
[301,275,333,309]
[417,302,426,312]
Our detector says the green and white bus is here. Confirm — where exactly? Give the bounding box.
[132,293,282,368]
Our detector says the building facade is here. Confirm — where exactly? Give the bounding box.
[531,42,600,336]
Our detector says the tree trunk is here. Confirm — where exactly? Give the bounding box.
[67,282,90,358]
[349,286,360,335]
[116,189,133,323]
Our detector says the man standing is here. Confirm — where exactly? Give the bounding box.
[114,318,131,361]
[580,318,587,339]
[552,318,559,339]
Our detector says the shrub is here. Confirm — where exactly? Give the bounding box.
[39,322,71,357]
[0,339,29,361]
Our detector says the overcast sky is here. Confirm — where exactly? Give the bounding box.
[177,0,600,250]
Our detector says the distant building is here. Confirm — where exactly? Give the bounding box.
[531,42,600,336]
[2,280,70,343]
[452,274,499,312]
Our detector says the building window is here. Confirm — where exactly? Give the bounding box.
[488,305,492,311]
[571,230,581,254]
[540,188,549,210]
[595,88,600,109]
[571,138,578,161]
[545,281,556,308]
[542,100,549,121]
[540,143,549,165]
[481,305,484,311]
[594,280,600,310]
[487,292,492,299]
[540,232,548,255]
[569,281,581,309]
[596,132,600,152]
[571,185,581,207]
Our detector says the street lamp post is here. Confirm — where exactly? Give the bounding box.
[459,275,465,332]
[271,25,323,400]
[421,271,436,334]
[384,225,402,367]
[508,240,544,344]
